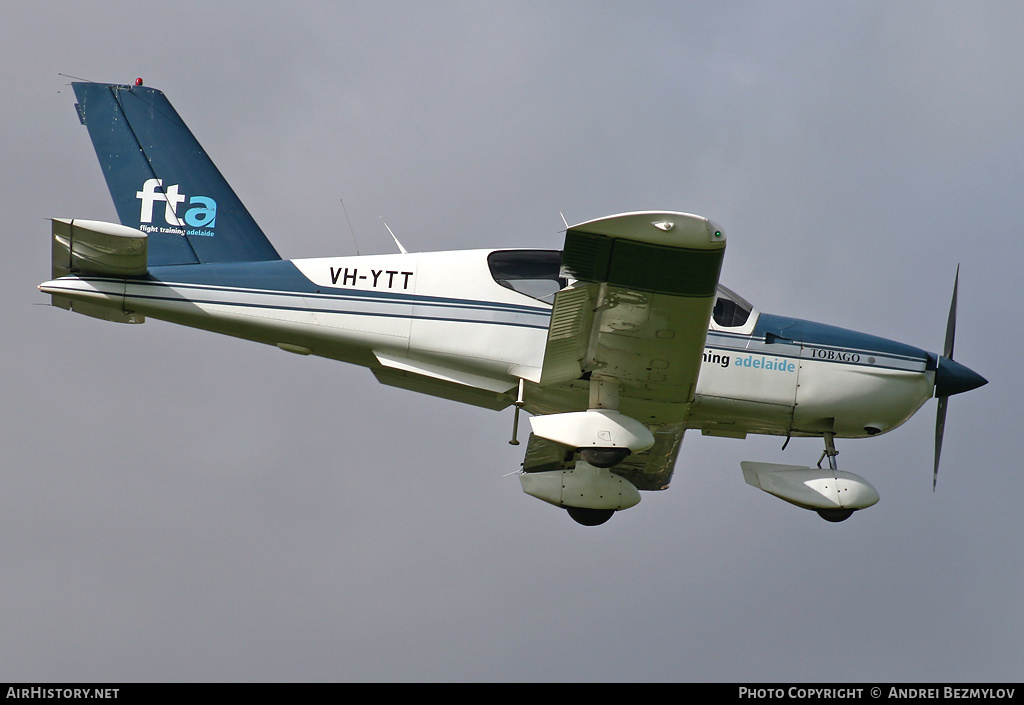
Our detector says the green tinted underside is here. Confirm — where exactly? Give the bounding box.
[562,230,724,297]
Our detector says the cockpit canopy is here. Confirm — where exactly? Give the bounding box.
[713,284,754,328]
[487,250,566,302]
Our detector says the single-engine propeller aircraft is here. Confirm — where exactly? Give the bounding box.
[40,81,987,525]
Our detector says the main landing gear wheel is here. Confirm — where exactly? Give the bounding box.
[816,508,854,523]
[566,507,615,526]
[579,447,631,468]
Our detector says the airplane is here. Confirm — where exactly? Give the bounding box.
[39,80,987,526]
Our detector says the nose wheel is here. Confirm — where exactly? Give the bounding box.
[817,507,854,522]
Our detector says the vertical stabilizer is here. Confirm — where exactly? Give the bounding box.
[72,82,280,266]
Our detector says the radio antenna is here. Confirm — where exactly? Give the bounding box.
[380,217,409,254]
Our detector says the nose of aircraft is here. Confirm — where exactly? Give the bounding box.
[934,355,987,397]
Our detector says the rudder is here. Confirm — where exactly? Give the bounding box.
[72,82,280,266]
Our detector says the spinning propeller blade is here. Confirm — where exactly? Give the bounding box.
[944,265,958,360]
[934,396,947,491]
[934,266,958,490]
[931,265,987,489]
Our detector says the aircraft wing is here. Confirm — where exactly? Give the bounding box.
[541,211,725,406]
[530,211,725,488]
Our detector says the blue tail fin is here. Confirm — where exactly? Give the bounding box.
[72,82,280,266]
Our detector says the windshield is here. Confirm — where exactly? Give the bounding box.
[713,285,754,328]
[487,250,567,302]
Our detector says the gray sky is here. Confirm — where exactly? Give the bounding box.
[2,0,1020,682]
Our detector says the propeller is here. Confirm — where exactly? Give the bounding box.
[931,265,986,490]
[933,266,957,490]
[933,395,947,490]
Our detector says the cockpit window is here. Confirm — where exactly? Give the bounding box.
[713,285,754,327]
[487,250,567,302]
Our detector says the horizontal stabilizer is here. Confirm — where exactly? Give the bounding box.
[46,218,147,323]
[52,218,147,278]
[39,274,144,324]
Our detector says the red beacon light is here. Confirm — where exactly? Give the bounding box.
[135,78,143,86]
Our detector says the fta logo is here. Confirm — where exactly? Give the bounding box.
[135,178,217,230]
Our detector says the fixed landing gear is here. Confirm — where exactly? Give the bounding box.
[520,377,652,526]
[743,431,880,522]
[817,432,851,522]
[817,431,839,472]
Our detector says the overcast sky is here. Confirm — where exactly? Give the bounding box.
[1,1,1020,682]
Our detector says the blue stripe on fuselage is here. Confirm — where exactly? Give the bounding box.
[148,260,310,294]
[120,263,931,364]
[142,260,552,327]
[699,314,931,374]
[752,313,929,361]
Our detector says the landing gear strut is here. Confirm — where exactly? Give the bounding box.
[817,431,839,471]
[815,432,853,522]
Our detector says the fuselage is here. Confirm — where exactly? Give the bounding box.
[40,247,947,441]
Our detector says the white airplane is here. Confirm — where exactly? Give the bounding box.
[40,81,986,526]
